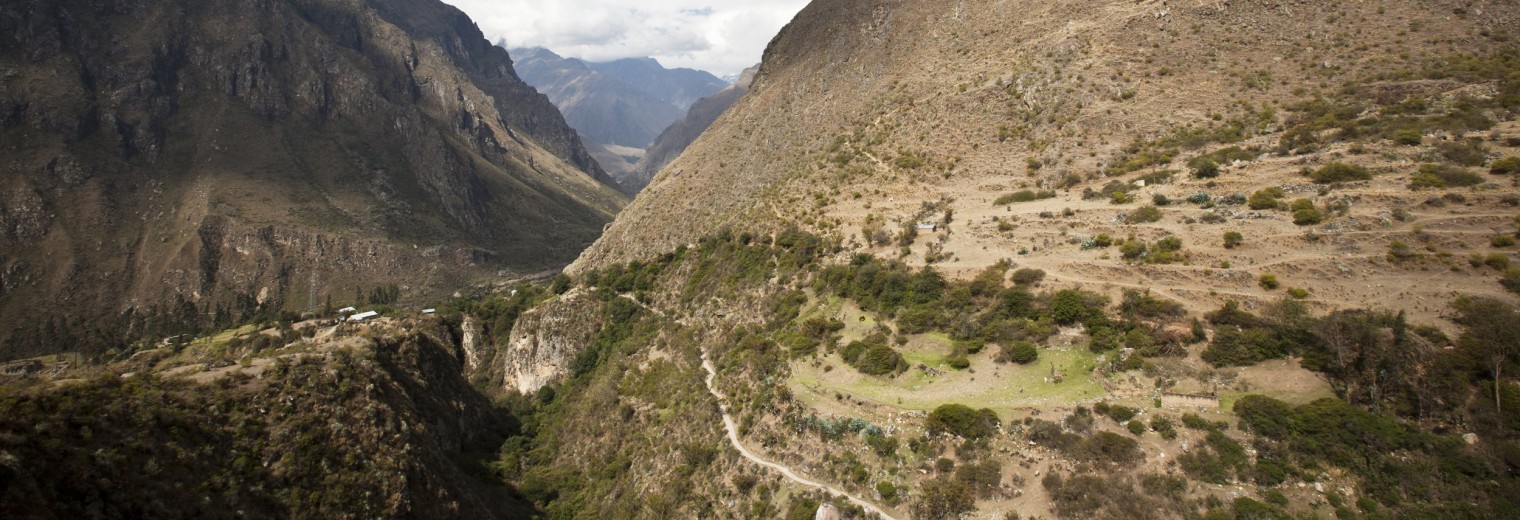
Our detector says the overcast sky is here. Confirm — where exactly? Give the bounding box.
[441,1,809,78]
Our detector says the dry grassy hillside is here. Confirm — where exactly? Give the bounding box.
[574,0,1520,326]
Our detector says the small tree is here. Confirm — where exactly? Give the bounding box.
[1452,298,1520,416]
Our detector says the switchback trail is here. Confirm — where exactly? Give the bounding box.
[700,352,899,520]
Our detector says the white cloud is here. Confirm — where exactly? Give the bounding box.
[440,0,809,78]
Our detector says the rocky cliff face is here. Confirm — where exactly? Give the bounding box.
[623,65,758,194]
[0,0,628,359]
[501,288,603,394]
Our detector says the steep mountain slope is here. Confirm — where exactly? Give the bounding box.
[0,0,627,359]
[571,0,1519,325]
[517,1,1520,518]
[624,65,758,194]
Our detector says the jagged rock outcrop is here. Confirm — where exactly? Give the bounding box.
[0,0,628,359]
[502,288,603,394]
[623,65,758,194]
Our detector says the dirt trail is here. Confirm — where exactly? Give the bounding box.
[700,352,898,520]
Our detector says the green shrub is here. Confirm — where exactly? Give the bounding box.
[1259,274,1280,290]
[1127,205,1164,223]
[1192,158,1221,178]
[914,479,975,520]
[1223,231,1244,249]
[1491,156,1520,175]
[995,190,1056,205]
[1291,199,1326,225]
[1070,431,1143,463]
[1435,139,1488,166]
[1308,162,1372,183]
[925,404,1000,439]
[1011,268,1046,286]
[1248,188,1285,210]
[1287,287,1310,299]
[1181,413,1226,431]
[1151,417,1178,439]
[1410,163,1484,189]
[876,481,899,502]
[945,349,971,370]
[998,341,1039,364]
[1392,129,1423,146]
[1387,241,1418,262]
[856,344,908,375]
[955,460,1003,497]
[1503,268,1520,294]
[1484,253,1512,270]
[1202,326,1291,366]
[1495,235,1518,248]
[1127,420,1147,435]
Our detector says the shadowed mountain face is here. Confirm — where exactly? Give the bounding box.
[508,47,728,192]
[0,0,627,359]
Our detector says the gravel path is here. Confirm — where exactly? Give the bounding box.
[701,352,899,520]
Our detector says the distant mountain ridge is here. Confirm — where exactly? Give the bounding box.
[508,47,728,193]
[588,57,731,112]
[0,0,627,359]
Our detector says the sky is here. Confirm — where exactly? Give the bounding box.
[441,1,809,78]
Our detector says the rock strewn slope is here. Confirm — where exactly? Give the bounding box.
[568,0,1520,325]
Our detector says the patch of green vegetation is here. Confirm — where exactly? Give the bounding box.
[1410,163,1483,189]
[1307,162,1372,183]
[1492,156,1520,175]
[925,404,999,439]
[1125,205,1164,224]
[1119,235,1186,264]
[1223,231,1244,249]
[1247,187,1285,210]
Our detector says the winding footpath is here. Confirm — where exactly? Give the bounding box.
[700,352,900,520]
